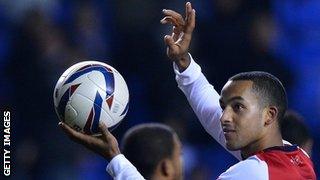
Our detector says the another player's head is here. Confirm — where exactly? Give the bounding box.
[281,110,313,156]
[121,123,183,180]
[219,71,287,153]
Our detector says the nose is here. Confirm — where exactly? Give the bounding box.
[220,107,233,124]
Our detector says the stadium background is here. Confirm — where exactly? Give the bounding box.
[0,0,319,179]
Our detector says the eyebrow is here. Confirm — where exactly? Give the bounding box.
[219,96,245,104]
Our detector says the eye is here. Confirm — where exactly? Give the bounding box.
[233,103,244,112]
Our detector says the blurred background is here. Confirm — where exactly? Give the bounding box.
[0,0,319,179]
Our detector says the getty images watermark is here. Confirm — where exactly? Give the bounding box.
[3,110,11,176]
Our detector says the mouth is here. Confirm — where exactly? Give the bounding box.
[222,128,236,139]
[222,127,235,133]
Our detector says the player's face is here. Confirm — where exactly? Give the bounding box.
[219,80,265,151]
[171,134,183,180]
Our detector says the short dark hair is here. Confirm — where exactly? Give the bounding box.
[281,110,311,146]
[121,123,176,179]
[229,71,287,122]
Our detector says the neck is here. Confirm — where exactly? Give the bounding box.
[241,129,283,159]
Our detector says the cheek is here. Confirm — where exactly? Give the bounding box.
[237,112,263,138]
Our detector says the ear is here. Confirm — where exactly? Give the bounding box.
[264,106,278,126]
[159,159,174,177]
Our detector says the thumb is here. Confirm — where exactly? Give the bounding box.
[98,122,110,137]
[164,35,175,47]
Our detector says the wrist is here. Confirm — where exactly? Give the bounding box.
[106,152,120,162]
[175,53,191,72]
[104,147,121,162]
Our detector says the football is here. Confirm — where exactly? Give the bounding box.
[53,61,129,135]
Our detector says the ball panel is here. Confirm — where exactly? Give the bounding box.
[54,73,88,107]
[113,71,129,106]
[69,93,95,132]
[90,91,104,134]
[87,70,114,95]
[64,104,78,126]
[119,100,129,117]
[73,76,100,101]
[56,88,71,121]
[100,107,117,128]
[53,75,67,107]
[108,97,128,119]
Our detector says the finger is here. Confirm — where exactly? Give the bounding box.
[59,121,77,136]
[160,16,176,25]
[178,4,195,52]
[164,35,175,47]
[162,9,184,23]
[185,2,190,22]
[160,16,185,27]
[164,35,179,58]
[98,123,117,146]
[98,122,110,137]
[172,26,182,41]
[185,4,196,34]
[59,122,92,145]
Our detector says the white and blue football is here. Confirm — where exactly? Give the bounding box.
[53,61,129,135]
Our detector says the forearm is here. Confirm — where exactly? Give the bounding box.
[174,55,223,140]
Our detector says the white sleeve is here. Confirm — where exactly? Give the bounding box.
[106,154,145,180]
[218,155,268,180]
[174,54,241,160]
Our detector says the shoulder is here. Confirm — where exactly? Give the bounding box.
[218,155,268,180]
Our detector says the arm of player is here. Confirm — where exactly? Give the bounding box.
[161,2,241,160]
[59,122,145,179]
[174,55,241,160]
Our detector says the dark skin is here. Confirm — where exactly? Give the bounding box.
[161,2,195,72]
[220,80,283,158]
[162,2,283,159]
[59,122,120,161]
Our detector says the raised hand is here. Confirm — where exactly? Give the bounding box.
[161,2,196,72]
[59,122,120,161]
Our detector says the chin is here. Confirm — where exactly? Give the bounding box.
[226,142,241,151]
